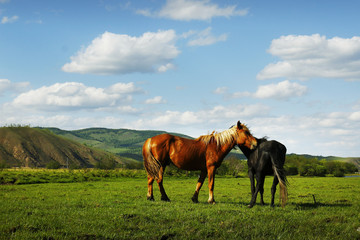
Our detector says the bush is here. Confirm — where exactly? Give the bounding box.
[46,161,61,169]
[315,165,327,177]
[284,165,298,175]
[333,169,345,177]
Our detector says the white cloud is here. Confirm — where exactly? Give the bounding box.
[257,34,360,81]
[107,82,142,94]
[142,104,269,128]
[10,82,142,111]
[62,30,180,75]
[0,79,30,95]
[186,27,227,46]
[158,63,175,73]
[253,80,308,100]
[216,80,307,100]
[213,86,228,95]
[1,15,18,24]
[0,0,10,3]
[145,96,167,104]
[249,112,360,157]
[138,0,248,21]
[349,111,360,121]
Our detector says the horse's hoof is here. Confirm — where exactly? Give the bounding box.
[247,204,254,208]
[161,197,171,202]
[208,200,216,205]
[191,197,199,203]
[147,196,155,201]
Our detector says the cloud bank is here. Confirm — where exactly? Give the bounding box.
[10,82,142,111]
[1,15,18,24]
[62,30,180,75]
[257,34,360,81]
[215,80,308,100]
[0,79,30,95]
[137,0,248,21]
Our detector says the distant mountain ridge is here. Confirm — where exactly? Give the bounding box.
[0,127,128,168]
[42,127,192,161]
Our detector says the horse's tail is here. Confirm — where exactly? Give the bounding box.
[143,138,162,180]
[270,151,288,208]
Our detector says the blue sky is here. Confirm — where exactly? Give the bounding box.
[1,0,360,157]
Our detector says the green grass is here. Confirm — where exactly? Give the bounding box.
[0,169,146,185]
[1,175,359,239]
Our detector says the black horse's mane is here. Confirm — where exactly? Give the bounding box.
[256,136,268,144]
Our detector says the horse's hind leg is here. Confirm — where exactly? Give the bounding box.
[248,174,265,208]
[157,166,170,201]
[270,176,279,207]
[147,176,155,201]
[192,170,207,203]
[259,178,265,206]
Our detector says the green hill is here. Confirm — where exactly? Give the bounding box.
[43,127,192,161]
[0,126,128,168]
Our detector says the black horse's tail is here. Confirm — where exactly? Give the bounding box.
[143,138,162,180]
[270,149,288,207]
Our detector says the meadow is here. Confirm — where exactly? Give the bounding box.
[0,170,359,239]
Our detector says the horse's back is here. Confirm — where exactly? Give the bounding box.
[260,140,286,155]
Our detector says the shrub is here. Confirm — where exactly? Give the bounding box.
[46,161,61,169]
[315,165,327,177]
[284,165,298,175]
[333,169,345,177]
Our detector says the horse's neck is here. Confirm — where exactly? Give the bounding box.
[211,138,236,158]
[241,137,264,158]
[240,146,253,159]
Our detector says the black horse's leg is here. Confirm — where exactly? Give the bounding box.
[270,175,279,207]
[157,166,170,201]
[259,175,265,206]
[192,170,207,203]
[247,171,255,207]
[249,170,255,197]
[147,175,155,201]
[248,174,265,208]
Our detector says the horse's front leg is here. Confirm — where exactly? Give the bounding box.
[248,170,255,197]
[207,166,216,204]
[192,170,207,203]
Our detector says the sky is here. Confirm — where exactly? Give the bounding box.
[1,0,360,157]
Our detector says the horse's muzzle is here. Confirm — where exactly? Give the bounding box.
[250,141,257,150]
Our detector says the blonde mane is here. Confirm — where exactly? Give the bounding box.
[196,125,240,147]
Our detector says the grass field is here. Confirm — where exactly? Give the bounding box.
[1,172,359,239]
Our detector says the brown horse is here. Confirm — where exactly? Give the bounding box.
[143,121,257,204]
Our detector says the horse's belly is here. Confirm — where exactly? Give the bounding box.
[170,154,206,171]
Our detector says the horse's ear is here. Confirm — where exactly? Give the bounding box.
[237,121,242,129]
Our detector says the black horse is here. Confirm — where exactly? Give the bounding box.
[239,137,288,208]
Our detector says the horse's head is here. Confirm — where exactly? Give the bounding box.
[235,121,257,150]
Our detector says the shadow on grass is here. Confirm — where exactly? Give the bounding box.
[291,202,352,209]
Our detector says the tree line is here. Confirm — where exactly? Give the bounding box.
[215,155,358,177]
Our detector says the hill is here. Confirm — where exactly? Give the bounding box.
[43,127,192,161]
[0,126,129,168]
[287,153,360,170]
